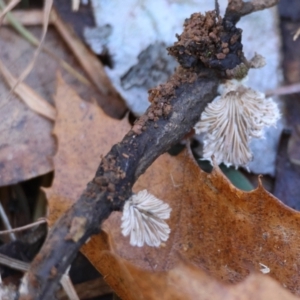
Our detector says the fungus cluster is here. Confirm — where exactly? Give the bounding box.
[194,77,280,168]
[121,190,171,247]
[121,10,280,247]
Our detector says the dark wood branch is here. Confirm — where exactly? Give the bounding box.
[225,0,279,24]
[19,67,219,300]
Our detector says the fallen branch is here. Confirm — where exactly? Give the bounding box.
[18,1,279,299]
[225,0,278,23]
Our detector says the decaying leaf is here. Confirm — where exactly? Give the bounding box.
[46,73,130,225]
[46,71,300,298]
[0,19,125,186]
[0,68,54,186]
[87,149,300,298]
[0,59,56,120]
[96,252,299,300]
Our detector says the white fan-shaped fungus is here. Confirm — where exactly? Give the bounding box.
[194,78,280,168]
[121,190,171,247]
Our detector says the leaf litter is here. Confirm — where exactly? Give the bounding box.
[0,9,124,185]
[46,72,300,299]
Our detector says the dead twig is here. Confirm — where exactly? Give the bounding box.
[60,267,80,300]
[0,218,47,235]
[0,253,29,272]
[0,254,80,300]
[1,9,48,26]
[266,82,300,97]
[225,0,279,23]
[0,202,16,241]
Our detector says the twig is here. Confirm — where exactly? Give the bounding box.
[0,254,80,300]
[0,218,46,235]
[0,202,16,241]
[2,9,48,26]
[0,0,20,23]
[0,253,29,272]
[266,83,300,97]
[225,0,279,24]
[56,278,112,300]
[0,0,41,45]
[294,27,300,41]
[60,266,80,300]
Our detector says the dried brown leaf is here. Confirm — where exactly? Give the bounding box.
[9,0,53,94]
[46,73,130,225]
[0,67,54,185]
[0,19,124,184]
[97,252,299,300]
[46,65,300,299]
[83,149,300,298]
[0,59,56,120]
[46,80,300,298]
[56,277,112,300]
[2,9,48,26]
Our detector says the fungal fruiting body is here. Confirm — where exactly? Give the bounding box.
[194,78,280,168]
[121,190,171,247]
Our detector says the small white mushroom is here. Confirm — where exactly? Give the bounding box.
[194,77,280,168]
[121,190,172,247]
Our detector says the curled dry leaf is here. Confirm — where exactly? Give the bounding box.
[96,252,299,300]
[0,20,120,185]
[47,74,300,298]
